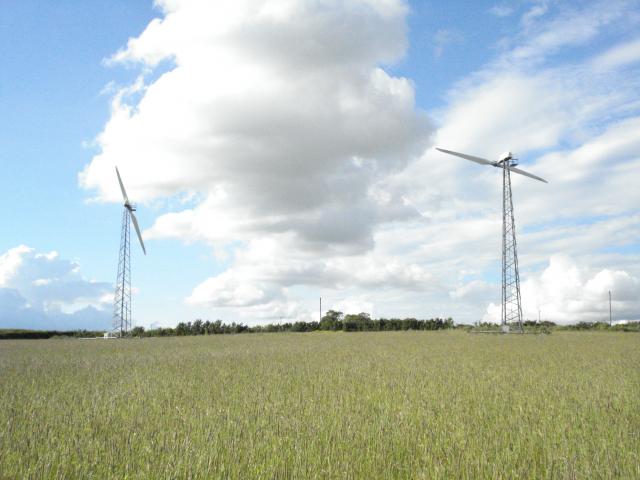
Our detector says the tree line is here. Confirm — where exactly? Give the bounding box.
[130,311,456,337]
[473,320,640,333]
[0,329,106,340]
[3,317,638,340]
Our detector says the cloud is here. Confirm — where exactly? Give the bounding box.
[592,37,640,71]
[0,246,112,330]
[489,5,514,18]
[490,0,637,66]
[433,29,463,58]
[520,0,549,29]
[482,256,640,324]
[186,235,438,310]
[80,0,431,257]
[333,297,374,316]
[79,0,640,325]
[449,280,492,302]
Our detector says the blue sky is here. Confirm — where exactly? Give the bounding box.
[1,0,639,329]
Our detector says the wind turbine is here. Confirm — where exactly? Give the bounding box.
[113,167,146,337]
[435,148,547,332]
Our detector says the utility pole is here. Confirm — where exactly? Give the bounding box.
[319,297,322,324]
[609,290,612,326]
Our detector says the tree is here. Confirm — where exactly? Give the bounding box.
[343,312,371,331]
[176,322,189,336]
[320,310,343,331]
[192,319,205,335]
[130,326,145,337]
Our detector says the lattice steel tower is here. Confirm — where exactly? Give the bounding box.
[436,148,547,332]
[501,158,523,332]
[113,208,132,335]
[112,167,146,337]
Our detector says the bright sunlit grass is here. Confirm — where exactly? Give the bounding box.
[1,331,638,478]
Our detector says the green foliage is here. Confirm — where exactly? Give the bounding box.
[319,309,343,330]
[130,326,145,337]
[3,319,638,342]
[126,314,456,338]
[550,321,640,332]
[0,332,638,478]
[0,329,105,340]
[467,321,640,334]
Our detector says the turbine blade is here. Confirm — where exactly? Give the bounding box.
[115,167,130,204]
[435,147,494,165]
[508,165,548,183]
[130,211,147,255]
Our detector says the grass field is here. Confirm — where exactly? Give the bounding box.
[1,331,638,479]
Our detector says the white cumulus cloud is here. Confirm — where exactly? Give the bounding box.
[0,246,112,330]
[483,256,640,324]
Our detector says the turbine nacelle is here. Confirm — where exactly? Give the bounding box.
[498,151,518,166]
[499,151,515,161]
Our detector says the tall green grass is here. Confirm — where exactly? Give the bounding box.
[1,332,638,478]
